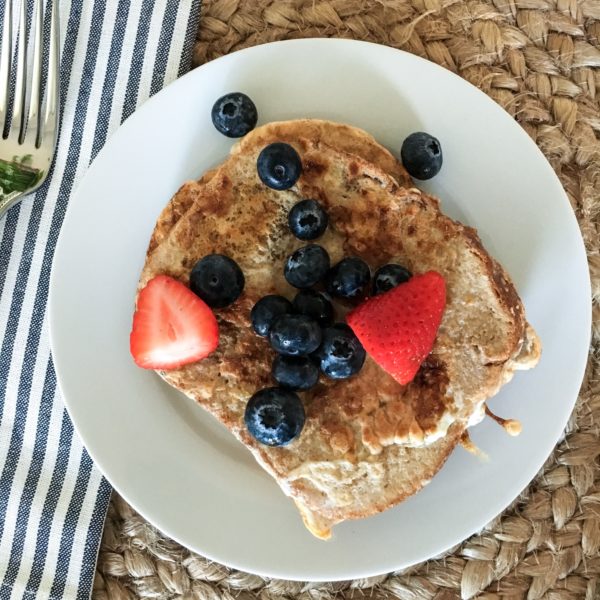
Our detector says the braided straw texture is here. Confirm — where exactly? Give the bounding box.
[93,1,600,598]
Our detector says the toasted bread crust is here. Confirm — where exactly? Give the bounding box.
[461,226,526,359]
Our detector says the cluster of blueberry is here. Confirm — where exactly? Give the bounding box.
[183,200,361,445]
[253,198,416,382]
[251,206,369,390]
[244,196,368,446]
[244,151,415,446]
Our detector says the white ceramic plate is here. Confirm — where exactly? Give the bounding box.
[49,39,591,581]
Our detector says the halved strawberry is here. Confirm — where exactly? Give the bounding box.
[346,271,446,385]
[130,275,219,369]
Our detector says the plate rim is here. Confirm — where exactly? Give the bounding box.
[49,37,592,581]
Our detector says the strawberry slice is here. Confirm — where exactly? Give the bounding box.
[130,275,219,369]
[346,271,446,385]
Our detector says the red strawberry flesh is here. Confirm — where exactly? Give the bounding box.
[130,275,219,369]
[346,271,446,385]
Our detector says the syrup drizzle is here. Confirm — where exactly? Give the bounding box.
[459,431,489,461]
[485,405,522,436]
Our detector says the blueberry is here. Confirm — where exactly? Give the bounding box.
[326,257,370,299]
[400,132,443,180]
[372,264,412,295]
[190,254,245,308]
[288,199,328,241]
[257,143,302,191]
[244,387,305,446]
[211,92,258,138]
[284,244,330,289]
[269,314,322,356]
[293,290,334,327]
[317,323,366,379]
[272,355,319,391]
[251,295,293,337]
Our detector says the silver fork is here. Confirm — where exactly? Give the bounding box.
[0,0,60,218]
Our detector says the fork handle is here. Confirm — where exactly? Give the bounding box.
[0,191,24,219]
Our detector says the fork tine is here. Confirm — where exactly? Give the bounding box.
[25,0,43,146]
[41,0,59,147]
[0,0,13,131]
[10,0,27,140]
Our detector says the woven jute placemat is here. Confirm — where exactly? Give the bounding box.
[93,1,600,599]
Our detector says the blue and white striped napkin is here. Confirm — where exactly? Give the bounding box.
[0,0,201,597]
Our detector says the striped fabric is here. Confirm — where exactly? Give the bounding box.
[0,0,201,597]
